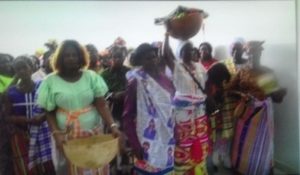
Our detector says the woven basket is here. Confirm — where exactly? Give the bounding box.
[63,134,119,168]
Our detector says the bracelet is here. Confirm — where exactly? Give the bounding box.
[110,123,118,129]
[51,130,66,136]
[211,109,220,115]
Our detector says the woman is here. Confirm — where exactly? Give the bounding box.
[32,50,53,82]
[223,39,249,76]
[123,43,175,175]
[163,33,211,175]
[3,56,55,175]
[101,46,130,175]
[86,44,101,73]
[205,63,237,171]
[229,41,287,175]
[37,40,122,175]
[198,42,217,71]
[102,45,130,124]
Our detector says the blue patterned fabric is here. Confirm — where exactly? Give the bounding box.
[7,81,52,170]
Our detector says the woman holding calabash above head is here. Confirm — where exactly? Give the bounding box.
[161,6,212,174]
[37,40,122,175]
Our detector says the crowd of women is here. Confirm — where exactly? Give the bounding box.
[0,32,286,175]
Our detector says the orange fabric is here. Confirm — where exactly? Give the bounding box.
[58,106,93,138]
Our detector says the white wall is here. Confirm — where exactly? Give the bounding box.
[297,0,300,173]
[0,0,298,172]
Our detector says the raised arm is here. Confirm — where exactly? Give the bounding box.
[162,32,175,72]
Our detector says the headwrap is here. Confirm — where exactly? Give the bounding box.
[230,37,246,52]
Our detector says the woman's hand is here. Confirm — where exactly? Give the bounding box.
[165,20,171,33]
[29,114,46,125]
[53,132,67,154]
[111,127,126,153]
[271,88,287,103]
[111,126,122,138]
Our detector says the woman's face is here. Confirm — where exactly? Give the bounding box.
[62,45,81,71]
[142,50,159,70]
[14,61,32,80]
[112,51,126,68]
[199,45,210,60]
[181,44,194,63]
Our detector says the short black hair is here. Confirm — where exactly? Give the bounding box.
[86,44,98,55]
[207,63,231,86]
[199,42,212,53]
[0,53,10,64]
[130,43,155,66]
[13,55,34,70]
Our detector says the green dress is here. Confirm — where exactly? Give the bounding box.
[37,70,108,131]
[38,70,110,175]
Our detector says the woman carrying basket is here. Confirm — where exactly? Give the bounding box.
[37,40,122,175]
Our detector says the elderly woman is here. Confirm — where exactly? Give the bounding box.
[223,39,250,76]
[123,43,175,175]
[230,41,286,175]
[3,56,55,175]
[37,40,122,175]
[163,33,211,175]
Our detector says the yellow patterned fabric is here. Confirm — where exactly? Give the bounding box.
[222,58,236,76]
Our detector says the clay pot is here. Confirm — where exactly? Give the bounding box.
[166,11,204,40]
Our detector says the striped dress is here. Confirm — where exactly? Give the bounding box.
[230,68,279,175]
[231,97,274,175]
[172,61,210,175]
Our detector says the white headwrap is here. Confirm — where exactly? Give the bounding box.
[232,37,246,44]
